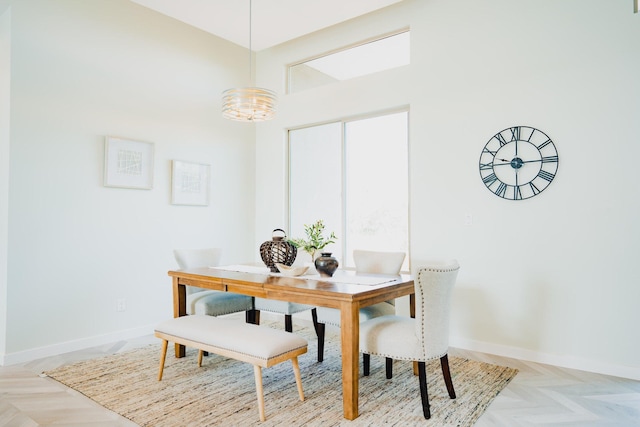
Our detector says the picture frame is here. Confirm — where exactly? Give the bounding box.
[104,136,154,189]
[171,160,210,206]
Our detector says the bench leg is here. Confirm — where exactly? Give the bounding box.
[253,365,266,422]
[292,356,304,401]
[158,340,168,381]
[198,350,204,367]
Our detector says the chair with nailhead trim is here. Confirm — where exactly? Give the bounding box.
[359,259,460,419]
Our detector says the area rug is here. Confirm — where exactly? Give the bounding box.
[45,321,517,426]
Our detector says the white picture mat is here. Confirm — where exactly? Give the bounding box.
[104,137,154,189]
[171,160,210,206]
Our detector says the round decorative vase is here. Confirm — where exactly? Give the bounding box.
[315,252,339,277]
[260,229,297,273]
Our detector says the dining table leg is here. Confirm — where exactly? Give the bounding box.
[172,277,186,358]
[341,301,360,420]
[410,293,418,375]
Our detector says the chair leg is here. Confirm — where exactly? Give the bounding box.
[418,361,431,419]
[253,365,266,422]
[158,339,168,381]
[316,322,326,362]
[363,353,370,376]
[197,350,204,367]
[440,354,456,399]
[386,357,393,379]
[310,308,320,338]
[285,314,293,332]
[291,356,305,401]
[246,309,258,324]
[311,308,326,362]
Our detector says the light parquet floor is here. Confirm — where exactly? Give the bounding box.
[452,348,640,427]
[1,317,639,426]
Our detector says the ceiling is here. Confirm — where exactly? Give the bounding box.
[129,0,404,51]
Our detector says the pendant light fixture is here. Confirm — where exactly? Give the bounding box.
[222,0,276,122]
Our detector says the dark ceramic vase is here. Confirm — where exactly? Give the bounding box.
[315,252,339,277]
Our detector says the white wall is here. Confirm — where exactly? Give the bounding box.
[0,5,11,358]
[1,0,256,363]
[256,0,640,379]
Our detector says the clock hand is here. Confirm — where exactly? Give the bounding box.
[493,158,543,166]
[519,158,543,164]
[493,159,514,166]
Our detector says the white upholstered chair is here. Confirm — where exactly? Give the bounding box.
[314,249,406,362]
[173,248,254,320]
[359,260,460,419]
[253,297,319,334]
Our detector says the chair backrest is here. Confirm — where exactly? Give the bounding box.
[173,248,222,295]
[353,250,406,275]
[414,259,459,359]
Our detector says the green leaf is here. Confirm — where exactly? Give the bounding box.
[288,220,337,257]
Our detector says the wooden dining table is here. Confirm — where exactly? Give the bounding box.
[168,265,415,421]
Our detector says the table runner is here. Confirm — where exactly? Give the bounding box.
[211,264,396,286]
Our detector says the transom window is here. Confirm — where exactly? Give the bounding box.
[288,31,410,94]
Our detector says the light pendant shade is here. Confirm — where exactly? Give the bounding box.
[222,87,277,122]
[222,0,276,122]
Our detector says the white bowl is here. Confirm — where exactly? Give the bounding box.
[275,263,309,277]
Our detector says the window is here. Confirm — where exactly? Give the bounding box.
[288,31,410,94]
[289,111,409,271]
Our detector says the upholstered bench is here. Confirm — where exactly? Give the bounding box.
[155,315,308,422]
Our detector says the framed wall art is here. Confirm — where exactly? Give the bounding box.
[104,136,154,189]
[171,160,210,206]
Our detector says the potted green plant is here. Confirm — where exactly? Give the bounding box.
[289,220,337,263]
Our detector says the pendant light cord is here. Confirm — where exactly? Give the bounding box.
[221,0,276,122]
[249,0,253,84]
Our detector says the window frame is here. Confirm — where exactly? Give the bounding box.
[286,28,410,94]
[286,108,410,271]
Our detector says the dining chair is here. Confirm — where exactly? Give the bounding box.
[173,248,254,321]
[359,259,460,419]
[314,249,406,362]
[253,298,320,337]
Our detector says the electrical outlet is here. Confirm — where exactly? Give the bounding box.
[116,298,126,312]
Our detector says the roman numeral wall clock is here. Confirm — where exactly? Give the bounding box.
[479,126,559,200]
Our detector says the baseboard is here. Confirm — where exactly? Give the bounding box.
[0,324,155,366]
[450,336,640,381]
